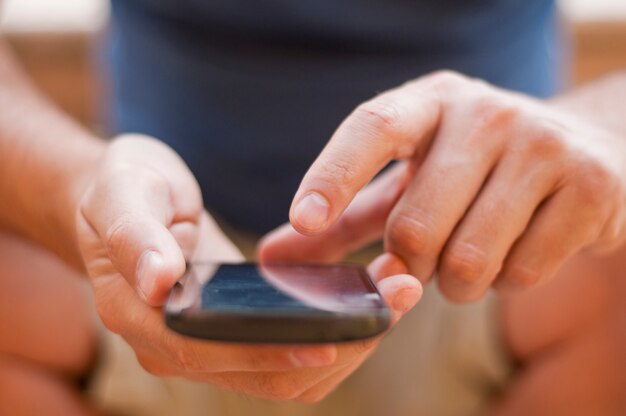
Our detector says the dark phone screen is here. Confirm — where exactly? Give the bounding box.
[167,263,385,315]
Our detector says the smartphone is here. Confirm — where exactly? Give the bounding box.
[164,262,390,343]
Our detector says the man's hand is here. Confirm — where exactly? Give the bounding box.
[288,71,626,302]
[76,134,421,402]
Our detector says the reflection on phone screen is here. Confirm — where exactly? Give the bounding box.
[169,263,384,314]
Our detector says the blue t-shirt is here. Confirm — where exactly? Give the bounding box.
[107,0,565,234]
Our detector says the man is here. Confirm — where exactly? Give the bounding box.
[0,41,422,414]
[0,0,625,415]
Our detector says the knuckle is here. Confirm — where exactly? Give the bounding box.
[472,97,518,130]
[142,168,171,196]
[442,243,490,283]
[352,99,402,138]
[463,98,519,150]
[573,160,617,208]
[426,70,466,91]
[386,212,437,258]
[104,215,135,252]
[350,99,410,157]
[315,157,361,195]
[108,163,170,198]
[129,166,170,196]
[519,123,568,160]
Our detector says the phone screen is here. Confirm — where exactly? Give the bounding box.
[165,262,389,342]
[167,263,385,315]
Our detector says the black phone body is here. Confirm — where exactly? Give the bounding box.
[164,262,390,343]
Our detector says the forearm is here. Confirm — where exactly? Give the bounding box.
[0,40,105,269]
[551,71,626,137]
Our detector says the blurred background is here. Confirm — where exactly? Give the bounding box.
[0,0,625,135]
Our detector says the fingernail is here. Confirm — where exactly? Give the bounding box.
[136,250,163,301]
[293,192,330,232]
[290,346,336,368]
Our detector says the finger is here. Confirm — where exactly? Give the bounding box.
[184,260,420,400]
[494,186,601,292]
[80,139,204,306]
[367,251,410,283]
[368,252,422,323]
[375,272,422,325]
[296,349,374,404]
[295,263,413,404]
[173,340,338,374]
[198,364,351,402]
[169,221,200,260]
[290,78,444,235]
[95,275,338,374]
[383,117,508,283]
[258,162,412,263]
[279,255,420,377]
[79,171,186,306]
[437,152,561,302]
[207,312,394,402]
[138,337,339,375]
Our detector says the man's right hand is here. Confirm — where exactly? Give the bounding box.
[75,134,421,402]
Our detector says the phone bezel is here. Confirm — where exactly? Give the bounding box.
[164,262,390,343]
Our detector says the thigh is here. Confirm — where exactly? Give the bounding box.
[0,230,96,376]
[0,354,94,416]
[498,244,626,415]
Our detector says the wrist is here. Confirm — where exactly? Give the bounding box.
[549,72,626,137]
[0,42,108,269]
[56,134,108,269]
[66,137,108,213]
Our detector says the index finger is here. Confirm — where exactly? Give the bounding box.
[289,76,444,235]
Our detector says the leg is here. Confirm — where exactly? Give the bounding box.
[0,230,96,415]
[0,355,94,416]
[496,243,626,415]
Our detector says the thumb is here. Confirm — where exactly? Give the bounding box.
[78,169,192,307]
[258,162,411,263]
[109,216,187,306]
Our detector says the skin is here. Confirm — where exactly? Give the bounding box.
[287,70,626,302]
[495,242,626,415]
[0,232,96,416]
[0,40,421,411]
[499,76,626,414]
[260,70,626,413]
[0,32,625,416]
[77,135,422,402]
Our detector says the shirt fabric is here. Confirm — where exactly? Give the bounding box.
[107,0,566,234]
